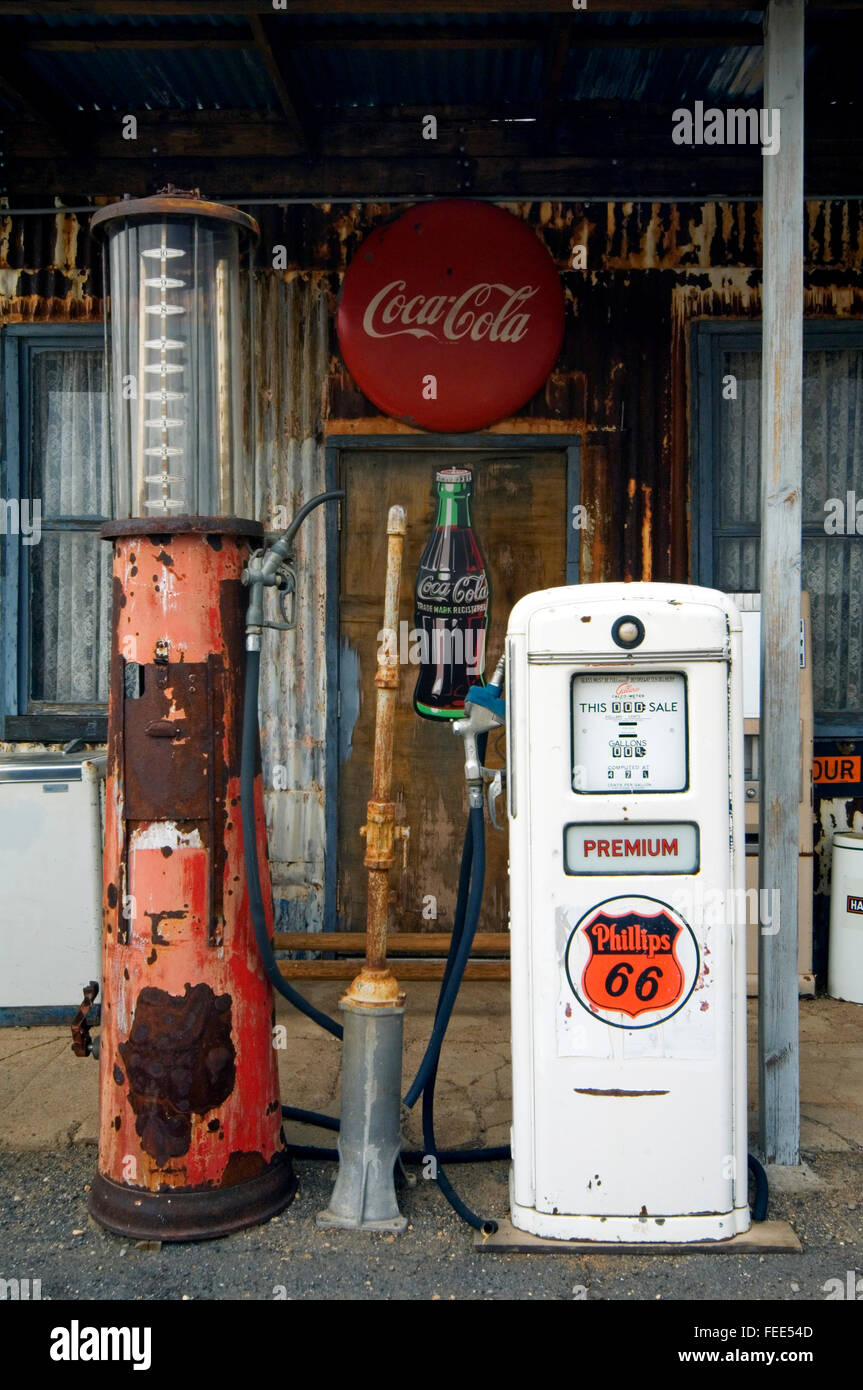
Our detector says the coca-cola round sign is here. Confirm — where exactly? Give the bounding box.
[337,200,565,432]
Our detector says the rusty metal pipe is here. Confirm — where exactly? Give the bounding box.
[344,505,408,1008]
[319,506,409,1232]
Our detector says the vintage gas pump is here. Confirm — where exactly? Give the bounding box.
[506,583,750,1242]
[82,192,297,1240]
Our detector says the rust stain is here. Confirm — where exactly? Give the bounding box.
[641,483,653,582]
[220,1150,267,1187]
[118,983,236,1169]
[122,660,210,823]
[143,906,184,950]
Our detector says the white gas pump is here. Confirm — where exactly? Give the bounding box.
[506,582,750,1242]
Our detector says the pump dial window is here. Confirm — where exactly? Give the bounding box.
[572,672,688,793]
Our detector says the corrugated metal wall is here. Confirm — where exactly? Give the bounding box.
[251,271,331,932]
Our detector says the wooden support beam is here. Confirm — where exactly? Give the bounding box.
[538,15,573,143]
[1,1,861,15]
[21,33,254,52]
[9,149,857,201]
[10,154,818,201]
[758,0,803,1167]
[5,103,858,165]
[248,14,310,151]
[8,18,855,50]
[0,47,79,150]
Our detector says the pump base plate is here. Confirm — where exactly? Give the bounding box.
[475,1217,801,1254]
[89,1153,297,1243]
[316,1210,408,1233]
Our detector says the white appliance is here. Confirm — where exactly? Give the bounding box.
[506,583,749,1242]
[0,751,105,1022]
[828,831,863,1005]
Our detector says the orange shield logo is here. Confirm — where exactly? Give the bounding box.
[580,908,685,1019]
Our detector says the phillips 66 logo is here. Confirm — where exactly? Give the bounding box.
[564,895,700,1030]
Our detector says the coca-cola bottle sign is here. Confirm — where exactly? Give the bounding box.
[337,200,564,432]
[414,467,489,721]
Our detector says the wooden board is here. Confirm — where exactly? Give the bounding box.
[337,447,568,936]
[279,960,509,980]
[475,1218,802,1255]
[274,932,510,954]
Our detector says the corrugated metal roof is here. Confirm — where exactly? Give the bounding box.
[0,9,839,118]
[22,47,273,113]
[561,45,766,105]
[289,43,545,112]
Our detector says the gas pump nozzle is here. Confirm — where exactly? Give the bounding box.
[453,654,506,811]
[243,490,345,646]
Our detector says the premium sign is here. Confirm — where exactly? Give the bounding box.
[336,200,565,431]
[564,821,700,875]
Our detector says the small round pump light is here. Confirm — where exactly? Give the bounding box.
[611,614,645,649]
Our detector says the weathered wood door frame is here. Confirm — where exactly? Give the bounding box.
[322,432,581,932]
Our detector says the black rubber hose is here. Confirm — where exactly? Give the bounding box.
[422,1052,498,1234]
[413,803,499,1232]
[242,646,343,1041]
[282,1125,509,1167]
[748,1153,769,1222]
[404,804,486,1110]
[281,1105,340,1133]
[270,489,344,551]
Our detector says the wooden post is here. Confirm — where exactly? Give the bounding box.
[758,0,804,1165]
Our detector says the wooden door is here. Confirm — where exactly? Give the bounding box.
[336,446,570,937]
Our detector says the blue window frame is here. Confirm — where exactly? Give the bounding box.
[692,320,863,738]
[1,324,111,742]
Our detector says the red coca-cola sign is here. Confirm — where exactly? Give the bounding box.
[337,200,565,432]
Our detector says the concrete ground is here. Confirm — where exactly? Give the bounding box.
[0,985,861,1300]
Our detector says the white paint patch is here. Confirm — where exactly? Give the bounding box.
[129,821,203,850]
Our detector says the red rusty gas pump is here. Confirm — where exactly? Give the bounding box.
[80,191,296,1240]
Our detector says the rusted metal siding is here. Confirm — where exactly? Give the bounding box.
[3,198,862,934]
[0,207,103,320]
[320,199,863,590]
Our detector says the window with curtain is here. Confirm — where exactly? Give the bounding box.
[693,322,863,737]
[2,326,111,740]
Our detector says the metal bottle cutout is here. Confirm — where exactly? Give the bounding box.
[413,467,489,720]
